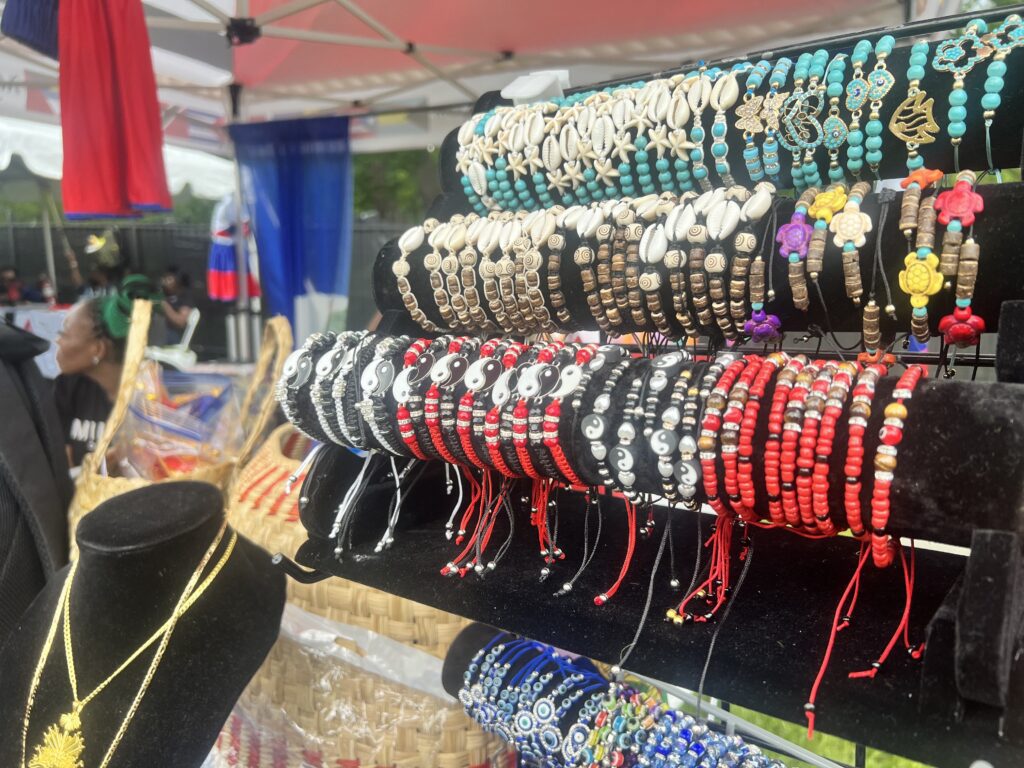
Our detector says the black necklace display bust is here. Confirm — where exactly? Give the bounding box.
[0,481,285,767]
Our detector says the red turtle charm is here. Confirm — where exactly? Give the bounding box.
[938,305,986,347]
[934,171,984,227]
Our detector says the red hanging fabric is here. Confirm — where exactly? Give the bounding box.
[59,0,172,218]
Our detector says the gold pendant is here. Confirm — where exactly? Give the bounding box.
[28,721,85,768]
[889,91,939,145]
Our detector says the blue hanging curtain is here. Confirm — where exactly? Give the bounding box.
[228,116,353,330]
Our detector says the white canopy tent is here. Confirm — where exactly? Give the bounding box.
[0,0,969,161]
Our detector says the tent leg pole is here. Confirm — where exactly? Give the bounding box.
[226,313,238,361]
[40,194,57,291]
[230,82,253,361]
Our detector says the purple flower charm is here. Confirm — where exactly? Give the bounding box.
[776,212,813,259]
[744,309,783,343]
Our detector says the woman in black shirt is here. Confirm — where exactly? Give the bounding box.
[53,278,151,467]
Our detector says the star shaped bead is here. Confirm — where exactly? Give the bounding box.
[611,131,637,164]
[647,125,674,159]
[594,158,620,186]
[668,128,696,159]
[523,146,545,176]
[563,161,586,187]
[547,169,571,195]
[507,152,528,180]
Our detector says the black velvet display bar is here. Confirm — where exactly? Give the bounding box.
[374,183,1024,338]
[293,458,1017,768]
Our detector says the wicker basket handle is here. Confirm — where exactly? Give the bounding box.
[84,299,153,477]
[236,316,293,470]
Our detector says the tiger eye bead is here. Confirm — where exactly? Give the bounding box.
[849,401,871,419]
[698,435,717,452]
[707,393,728,411]
[874,453,898,472]
[884,402,908,421]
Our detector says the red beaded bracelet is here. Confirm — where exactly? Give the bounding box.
[843,363,887,538]
[870,364,927,568]
[811,361,859,536]
[722,355,764,521]
[780,361,820,528]
[699,356,749,519]
[764,355,807,525]
[738,352,787,520]
[484,343,532,478]
[797,362,837,531]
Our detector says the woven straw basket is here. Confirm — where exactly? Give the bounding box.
[67,301,292,557]
[217,424,506,767]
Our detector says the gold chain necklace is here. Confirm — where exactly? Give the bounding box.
[21,523,238,768]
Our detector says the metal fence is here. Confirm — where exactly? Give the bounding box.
[0,218,408,358]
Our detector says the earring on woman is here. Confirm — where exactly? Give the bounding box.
[92,355,101,366]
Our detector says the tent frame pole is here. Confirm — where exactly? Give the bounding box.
[229,82,251,362]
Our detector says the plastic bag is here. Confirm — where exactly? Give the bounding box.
[111,361,245,480]
[204,604,511,768]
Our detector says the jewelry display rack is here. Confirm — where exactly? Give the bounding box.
[275,8,1024,766]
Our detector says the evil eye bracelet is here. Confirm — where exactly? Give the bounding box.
[865,36,896,178]
[798,49,831,190]
[822,52,848,183]
[845,38,873,179]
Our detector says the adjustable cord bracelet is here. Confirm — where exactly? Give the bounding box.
[424,220,456,330]
[458,338,510,471]
[665,194,700,339]
[871,364,927,568]
[735,59,773,182]
[737,351,787,518]
[898,178,942,344]
[781,359,821,528]
[438,337,483,467]
[730,183,775,336]
[890,40,938,172]
[356,335,409,456]
[342,332,385,451]
[638,208,674,336]
[843,362,887,539]
[392,337,433,460]
[525,344,578,484]
[829,180,873,305]
[806,184,848,295]
[764,355,807,525]
[933,17,989,173]
[777,187,818,312]
[542,344,598,489]
[705,188,747,339]
[650,366,695,504]
[721,355,764,520]
[811,361,859,536]
[277,331,337,443]
[311,331,359,447]
[443,216,475,331]
[935,169,986,349]
[397,336,450,462]
[797,361,838,532]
